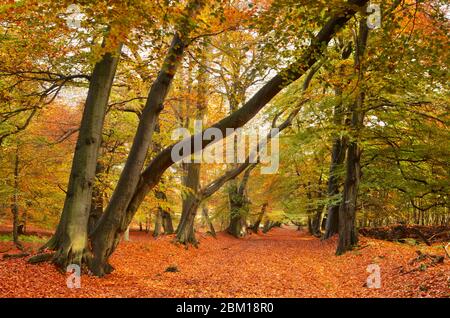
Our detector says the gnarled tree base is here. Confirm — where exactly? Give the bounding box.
[175,229,198,247]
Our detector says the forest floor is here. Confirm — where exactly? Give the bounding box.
[0,226,449,298]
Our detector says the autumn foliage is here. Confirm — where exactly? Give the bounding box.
[0,0,449,299]
[0,227,449,297]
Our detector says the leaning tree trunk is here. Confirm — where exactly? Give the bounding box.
[39,41,121,269]
[263,220,272,233]
[91,34,186,274]
[88,1,368,275]
[262,220,281,233]
[336,18,368,255]
[123,227,130,242]
[153,209,163,238]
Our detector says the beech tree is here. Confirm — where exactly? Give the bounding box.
[85,0,369,275]
[9,0,370,276]
[3,1,447,286]
[40,37,122,267]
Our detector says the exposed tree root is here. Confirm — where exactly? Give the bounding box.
[175,232,199,248]
[3,252,30,260]
[409,250,444,266]
[0,247,11,253]
[359,225,450,244]
[28,252,54,264]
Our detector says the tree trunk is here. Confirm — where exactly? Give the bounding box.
[202,205,216,237]
[90,1,206,275]
[123,227,130,241]
[176,198,200,245]
[11,148,23,250]
[227,165,254,237]
[250,203,268,233]
[336,18,369,255]
[41,41,121,269]
[154,189,174,235]
[161,211,174,234]
[323,41,353,240]
[263,220,281,233]
[336,142,361,254]
[227,188,248,238]
[176,161,201,244]
[176,46,208,244]
[19,207,27,235]
[126,1,365,237]
[323,88,348,239]
[88,161,105,234]
[153,209,163,238]
[311,204,325,237]
[263,220,272,233]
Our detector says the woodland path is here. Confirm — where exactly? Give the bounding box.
[0,227,449,297]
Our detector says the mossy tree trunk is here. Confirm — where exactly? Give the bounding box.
[336,18,369,255]
[250,203,268,234]
[202,205,216,237]
[88,160,105,234]
[227,165,254,237]
[323,41,353,240]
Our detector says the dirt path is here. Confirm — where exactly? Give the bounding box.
[0,227,449,297]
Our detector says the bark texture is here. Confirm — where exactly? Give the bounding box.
[227,165,254,237]
[336,18,369,255]
[176,45,208,243]
[202,206,216,237]
[323,43,353,239]
[250,203,268,234]
[41,42,122,269]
